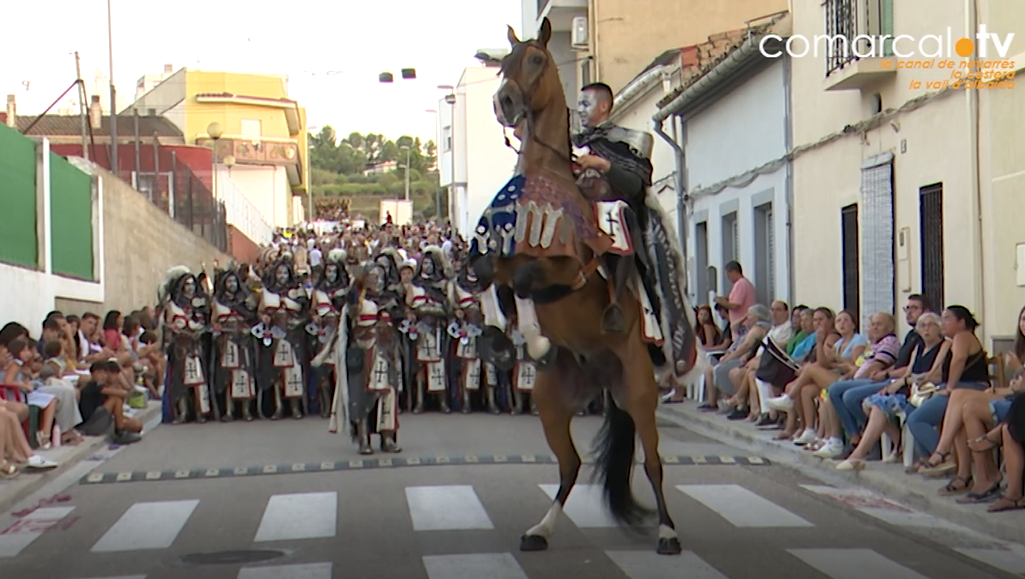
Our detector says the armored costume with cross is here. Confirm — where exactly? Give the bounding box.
[345,263,402,455]
[405,246,454,414]
[256,252,311,420]
[210,265,260,422]
[160,266,214,424]
[447,259,499,414]
[309,248,353,425]
[368,248,412,411]
[510,326,539,415]
[571,84,697,382]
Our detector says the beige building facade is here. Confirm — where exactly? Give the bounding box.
[788,0,1025,347]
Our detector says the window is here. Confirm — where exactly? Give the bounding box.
[754,204,775,306]
[841,204,860,320]
[695,221,709,302]
[721,212,738,292]
[824,0,895,75]
[920,183,945,312]
[240,118,261,139]
[442,126,452,152]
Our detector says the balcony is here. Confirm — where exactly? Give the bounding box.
[535,0,587,31]
[822,0,897,91]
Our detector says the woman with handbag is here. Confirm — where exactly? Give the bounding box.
[835,313,947,470]
[903,306,990,481]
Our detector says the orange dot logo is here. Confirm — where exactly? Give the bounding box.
[955,37,975,57]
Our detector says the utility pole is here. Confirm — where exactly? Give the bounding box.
[106,0,118,175]
[74,51,89,160]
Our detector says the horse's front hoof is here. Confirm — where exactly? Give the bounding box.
[519,534,548,551]
[656,537,682,555]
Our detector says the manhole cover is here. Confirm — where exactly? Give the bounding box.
[181,549,285,566]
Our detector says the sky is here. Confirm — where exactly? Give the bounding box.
[0,0,524,144]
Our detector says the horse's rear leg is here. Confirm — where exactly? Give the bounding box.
[520,364,579,551]
[624,349,682,555]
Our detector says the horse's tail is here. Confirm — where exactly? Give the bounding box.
[592,394,652,527]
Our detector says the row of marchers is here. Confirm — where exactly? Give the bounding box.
[156,246,540,454]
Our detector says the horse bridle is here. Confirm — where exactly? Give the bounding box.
[501,43,575,167]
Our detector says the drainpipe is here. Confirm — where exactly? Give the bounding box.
[653,113,688,296]
[782,54,795,307]
[966,0,986,342]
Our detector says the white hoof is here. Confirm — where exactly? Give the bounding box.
[526,335,551,360]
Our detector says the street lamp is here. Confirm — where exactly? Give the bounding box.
[306,125,319,223]
[399,144,411,201]
[106,0,118,175]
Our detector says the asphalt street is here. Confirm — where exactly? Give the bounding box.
[1,413,1023,579]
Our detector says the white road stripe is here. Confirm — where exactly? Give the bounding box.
[254,492,337,542]
[422,553,528,579]
[538,484,618,528]
[677,484,813,528]
[606,550,729,579]
[0,506,76,558]
[71,576,147,579]
[405,485,494,531]
[955,548,1025,575]
[237,562,332,579]
[788,549,931,579]
[91,500,198,552]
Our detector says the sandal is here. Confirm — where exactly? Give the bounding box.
[968,430,1003,453]
[0,460,19,479]
[956,481,1003,504]
[919,451,956,477]
[987,496,1025,513]
[938,475,973,496]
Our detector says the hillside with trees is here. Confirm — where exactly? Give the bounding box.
[307,126,443,222]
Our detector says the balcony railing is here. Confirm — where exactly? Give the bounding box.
[824,0,858,75]
[216,172,275,246]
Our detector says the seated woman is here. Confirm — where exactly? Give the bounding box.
[968,402,1024,512]
[724,301,796,421]
[835,312,948,470]
[811,312,902,458]
[744,307,818,428]
[39,340,85,446]
[2,338,59,449]
[768,308,853,445]
[708,305,774,415]
[903,306,990,480]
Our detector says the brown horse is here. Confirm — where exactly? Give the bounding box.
[474,18,701,555]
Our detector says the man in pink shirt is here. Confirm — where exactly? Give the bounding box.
[715,261,756,330]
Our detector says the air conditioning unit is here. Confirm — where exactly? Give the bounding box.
[571,16,589,50]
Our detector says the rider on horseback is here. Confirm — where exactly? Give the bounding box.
[572,82,655,335]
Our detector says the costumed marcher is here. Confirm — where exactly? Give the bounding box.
[309,249,353,423]
[571,82,696,381]
[346,263,402,454]
[396,258,417,412]
[210,265,260,421]
[448,259,494,413]
[160,266,213,424]
[509,323,538,415]
[406,246,453,414]
[256,253,311,419]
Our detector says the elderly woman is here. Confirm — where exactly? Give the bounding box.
[903,306,991,482]
[835,312,948,470]
[709,304,774,415]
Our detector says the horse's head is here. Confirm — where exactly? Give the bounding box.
[494,17,561,129]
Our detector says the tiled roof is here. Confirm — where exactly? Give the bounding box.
[6,114,183,137]
[656,15,788,109]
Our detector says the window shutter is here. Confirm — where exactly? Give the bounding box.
[766,208,776,300]
[881,0,895,55]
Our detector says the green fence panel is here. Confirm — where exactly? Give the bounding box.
[49,152,95,280]
[0,124,39,268]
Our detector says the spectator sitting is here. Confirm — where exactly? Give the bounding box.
[703,304,772,415]
[836,311,948,470]
[79,360,142,444]
[811,311,902,459]
[970,406,1024,512]
[726,300,795,421]
[37,339,85,446]
[2,338,59,448]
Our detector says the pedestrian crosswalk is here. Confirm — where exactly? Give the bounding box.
[3,481,1024,579]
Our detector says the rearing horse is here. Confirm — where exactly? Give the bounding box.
[472,18,702,555]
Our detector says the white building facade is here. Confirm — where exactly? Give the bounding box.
[437,65,519,239]
[657,33,794,308]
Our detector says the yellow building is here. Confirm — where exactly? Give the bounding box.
[128,68,308,228]
[788,0,1025,350]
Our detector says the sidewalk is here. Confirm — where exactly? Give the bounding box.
[0,401,162,515]
[656,399,1025,546]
